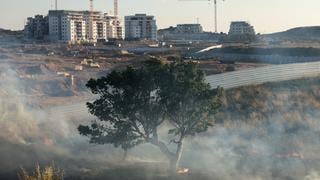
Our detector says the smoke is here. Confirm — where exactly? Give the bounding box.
[0,63,125,177]
[0,67,42,145]
[1,55,320,179]
[176,82,320,180]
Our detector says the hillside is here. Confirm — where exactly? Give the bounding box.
[266,26,320,40]
[218,76,320,126]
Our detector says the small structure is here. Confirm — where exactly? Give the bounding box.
[75,65,83,71]
[89,62,100,68]
[81,58,93,65]
[158,24,222,42]
[57,71,70,77]
[80,58,100,68]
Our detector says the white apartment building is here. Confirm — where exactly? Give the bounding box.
[49,10,86,42]
[228,21,255,35]
[104,13,123,39]
[48,10,121,43]
[125,14,157,40]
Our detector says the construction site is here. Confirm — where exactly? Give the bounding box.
[1,29,267,107]
[4,0,320,179]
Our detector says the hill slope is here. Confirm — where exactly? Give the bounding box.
[267,26,320,40]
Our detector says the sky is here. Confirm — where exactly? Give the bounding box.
[0,0,320,33]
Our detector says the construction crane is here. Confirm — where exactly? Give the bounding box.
[89,0,94,42]
[114,0,118,17]
[113,0,122,39]
[180,0,225,33]
[55,0,58,10]
[210,0,225,33]
[90,0,93,12]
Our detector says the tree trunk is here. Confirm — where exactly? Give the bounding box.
[122,149,128,161]
[175,139,184,170]
[148,138,176,172]
[168,139,184,174]
[169,158,177,174]
[148,131,185,174]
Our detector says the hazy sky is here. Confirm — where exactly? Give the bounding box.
[1,0,320,33]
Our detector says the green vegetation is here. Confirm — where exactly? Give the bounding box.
[78,60,223,171]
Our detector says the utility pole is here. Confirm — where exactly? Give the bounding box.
[55,0,58,10]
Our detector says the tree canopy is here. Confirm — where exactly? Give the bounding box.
[78,60,223,171]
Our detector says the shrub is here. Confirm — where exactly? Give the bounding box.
[18,163,64,180]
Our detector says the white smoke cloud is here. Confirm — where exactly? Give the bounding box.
[1,54,320,180]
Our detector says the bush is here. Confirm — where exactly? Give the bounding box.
[18,163,64,180]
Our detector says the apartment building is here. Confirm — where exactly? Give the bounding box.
[104,13,123,39]
[228,21,255,35]
[125,14,157,40]
[24,15,49,40]
[48,10,115,43]
[226,21,256,43]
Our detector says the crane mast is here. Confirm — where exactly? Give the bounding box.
[89,0,94,42]
[113,0,122,39]
[207,0,224,33]
[114,0,118,17]
[214,0,217,33]
[188,0,224,33]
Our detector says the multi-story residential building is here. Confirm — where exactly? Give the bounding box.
[49,10,85,42]
[24,15,49,40]
[226,21,256,43]
[228,21,255,35]
[104,13,123,39]
[48,10,113,43]
[125,14,157,40]
[83,11,108,41]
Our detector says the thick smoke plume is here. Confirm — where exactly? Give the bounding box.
[0,64,123,177]
[1,58,320,180]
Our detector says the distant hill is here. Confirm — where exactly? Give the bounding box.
[266,26,320,39]
[0,28,23,36]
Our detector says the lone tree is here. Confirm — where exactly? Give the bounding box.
[78,61,223,172]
